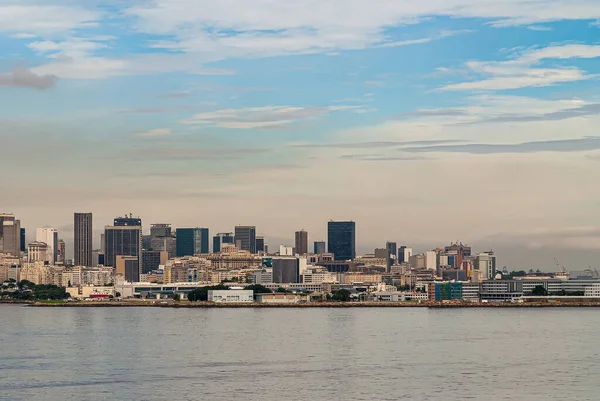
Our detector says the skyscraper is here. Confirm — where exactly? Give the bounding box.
[213,232,235,253]
[0,214,21,256]
[386,241,397,271]
[255,234,265,253]
[114,216,142,227]
[105,218,142,277]
[20,228,25,253]
[57,239,66,264]
[176,228,209,256]
[235,225,256,253]
[36,228,58,264]
[314,241,326,254]
[327,221,356,261]
[272,257,300,283]
[150,223,171,238]
[74,212,93,267]
[294,230,308,255]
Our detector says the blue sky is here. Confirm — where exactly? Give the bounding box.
[2,0,600,268]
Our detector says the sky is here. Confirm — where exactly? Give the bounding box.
[1,0,600,271]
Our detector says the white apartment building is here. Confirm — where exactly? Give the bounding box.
[35,228,58,264]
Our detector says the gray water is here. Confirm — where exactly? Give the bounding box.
[0,305,599,401]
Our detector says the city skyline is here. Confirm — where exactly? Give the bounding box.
[2,1,600,271]
[4,209,600,272]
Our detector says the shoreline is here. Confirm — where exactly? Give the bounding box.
[4,300,600,308]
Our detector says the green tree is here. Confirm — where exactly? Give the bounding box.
[331,289,351,302]
[245,284,272,294]
[531,285,548,296]
[187,284,228,302]
[173,293,181,301]
[115,291,121,298]
[276,287,289,293]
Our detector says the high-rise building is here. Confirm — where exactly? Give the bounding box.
[235,226,256,254]
[150,223,171,238]
[445,242,472,267]
[256,234,265,254]
[57,239,66,264]
[142,250,168,274]
[213,232,235,253]
[327,221,356,261]
[116,255,140,282]
[28,241,48,263]
[398,245,407,264]
[426,250,438,272]
[36,228,58,264]
[114,216,142,227]
[20,228,25,253]
[272,257,300,283]
[176,228,209,256]
[476,252,496,280]
[403,247,413,264]
[294,230,308,255]
[74,212,93,267]
[386,241,397,270]
[314,241,326,255]
[104,222,142,278]
[0,214,21,256]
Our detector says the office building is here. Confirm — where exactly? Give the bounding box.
[20,228,26,253]
[403,247,413,264]
[176,228,209,256]
[114,216,142,227]
[213,232,235,253]
[57,239,66,264]
[272,257,300,283]
[0,214,21,256]
[235,225,256,254]
[314,241,326,255]
[279,245,295,256]
[104,222,142,277]
[386,241,397,270]
[28,241,48,263]
[476,252,496,280]
[445,242,472,267]
[208,289,254,303]
[294,230,308,255]
[327,221,356,261]
[428,282,463,301]
[36,228,58,264]
[116,255,140,282]
[141,250,168,274]
[426,251,438,272]
[256,234,265,253]
[74,212,93,267]
[150,223,171,238]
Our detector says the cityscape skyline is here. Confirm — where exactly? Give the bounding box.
[3,210,600,272]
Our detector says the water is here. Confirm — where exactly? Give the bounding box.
[0,305,599,400]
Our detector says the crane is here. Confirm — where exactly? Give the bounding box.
[553,258,567,274]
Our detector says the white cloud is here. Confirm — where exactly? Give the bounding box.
[442,44,600,91]
[191,68,236,75]
[181,105,357,129]
[135,128,172,137]
[10,33,37,39]
[377,29,473,48]
[0,4,99,34]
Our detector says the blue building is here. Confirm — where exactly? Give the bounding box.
[176,228,209,256]
[428,282,463,301]
[327,221,356,261]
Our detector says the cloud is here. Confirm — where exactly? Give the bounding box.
[0,4,99,34]
[402,137,600,154]
[291,139,464,149]
[0,67,57,90]
[527,25,553,31]
[180,105,357,129]
[377,29,473,48]
[135,128,172,137]
[10,33,37,39]
[191,68,236,75]
[462,103,600,125]
[442,44,600,91]
[341,154,431,161]
[129,147,272,161]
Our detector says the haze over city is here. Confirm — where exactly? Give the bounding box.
[2,1,600,270]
